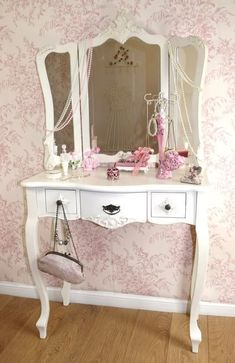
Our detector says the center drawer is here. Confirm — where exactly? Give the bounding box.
[80,191,147,222]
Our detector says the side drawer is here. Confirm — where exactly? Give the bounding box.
[80,191,147,222]
[45,189,78,214]
[151,192,186,218]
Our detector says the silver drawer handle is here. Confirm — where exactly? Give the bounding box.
[102,204,120,215]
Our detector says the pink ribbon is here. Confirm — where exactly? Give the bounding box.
[132,147,153,176]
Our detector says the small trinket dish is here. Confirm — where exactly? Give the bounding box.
[46,170,62,179]
[180,165,202,185]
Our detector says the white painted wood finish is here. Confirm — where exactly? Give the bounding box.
[25,188,49,339]
[29,12,209,354]
[61,281,71,306]
[190,192,209,352]
[21,167,209,353]
[2,282,235,318]
[80,191,147,228]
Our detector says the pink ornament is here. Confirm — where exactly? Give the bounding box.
[156,114,165,135]
[131,147,153,175]
[107,165,119,181]
[82,147,100,171]
[157,150,184,179]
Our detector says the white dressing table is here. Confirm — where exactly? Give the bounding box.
[26,11,209,352]
[22,167,209,352]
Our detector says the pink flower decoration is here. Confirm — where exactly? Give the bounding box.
[83,147,100,170]
[157,150,184,179]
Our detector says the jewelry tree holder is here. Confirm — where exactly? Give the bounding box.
[146,92,183,178]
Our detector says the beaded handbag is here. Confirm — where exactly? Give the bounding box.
[38,200,84,284]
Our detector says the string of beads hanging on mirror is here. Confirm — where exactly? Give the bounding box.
[168,39,203,159]
[46,48,93,134]
[54,48,93,132]
[166,118,177,150]
[168,42,203,90]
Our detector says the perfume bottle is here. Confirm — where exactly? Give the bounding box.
[60,144,69,176]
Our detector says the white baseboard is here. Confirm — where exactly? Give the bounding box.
[0,281,235,317]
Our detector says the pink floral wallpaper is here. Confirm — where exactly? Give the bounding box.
[0,0,234,304]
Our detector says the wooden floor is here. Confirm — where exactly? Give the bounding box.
[0,295,234,363]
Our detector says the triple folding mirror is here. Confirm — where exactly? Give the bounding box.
[36,13,207,170]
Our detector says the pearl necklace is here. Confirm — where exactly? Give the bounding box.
[47,47,93,134]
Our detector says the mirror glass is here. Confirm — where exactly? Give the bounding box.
[169,44,200,153]
[177,44,199,152]
[45,52,74,153]
[88,37,161,154]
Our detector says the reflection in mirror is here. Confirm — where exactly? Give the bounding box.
[169,41,202,161]
[89,37,161,154]
[176,45,199,153]
[45,52,74,153]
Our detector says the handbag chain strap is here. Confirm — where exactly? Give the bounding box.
[53,200,82,265]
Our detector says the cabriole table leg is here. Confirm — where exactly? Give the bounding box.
[25,189,49,339]
[190,193,209,353]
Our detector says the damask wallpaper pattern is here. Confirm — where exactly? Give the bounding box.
[0,0,234,304]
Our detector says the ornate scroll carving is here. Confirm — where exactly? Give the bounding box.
[103,10,143,44]
[82,216,136,229]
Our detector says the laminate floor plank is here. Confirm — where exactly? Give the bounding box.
[0,294,13,311]
[0,295,39,354]
[0,298,60,363]
[208,315,235,363]
[0,300,100,363]
[122,310,172,363]
[167,313,209,363]
[38,303,101,363]
[1,295,235,363]
[76,306,139,363]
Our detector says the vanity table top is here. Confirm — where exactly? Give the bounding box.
[21,168,208,193]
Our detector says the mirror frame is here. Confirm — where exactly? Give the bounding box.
[36,43,81,170]
[37,12,208,170]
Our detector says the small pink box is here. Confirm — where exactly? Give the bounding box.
[178,150,188,157]
[107,167,119,181]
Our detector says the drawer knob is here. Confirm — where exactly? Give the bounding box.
[164,203,171,211]
[103,204,120,215]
